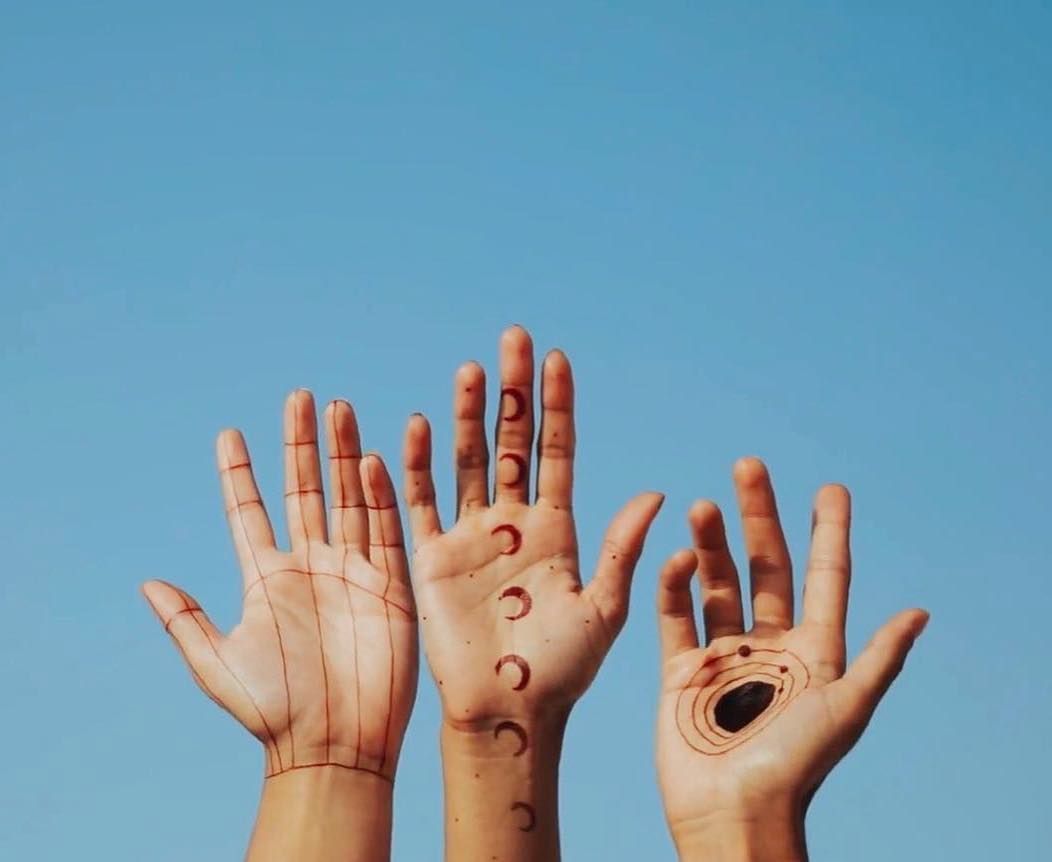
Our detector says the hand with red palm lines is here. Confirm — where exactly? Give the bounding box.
[401,326,664,861]
[656,458,928,861]
[142,392,418,859]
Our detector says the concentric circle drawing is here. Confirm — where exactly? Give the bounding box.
[675,645,810,755]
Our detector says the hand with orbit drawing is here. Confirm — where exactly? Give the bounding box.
[141,391,417,862]
[656,459,929,861]
[401,325,665,862]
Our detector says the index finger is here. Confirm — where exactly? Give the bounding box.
[216,429,276,590]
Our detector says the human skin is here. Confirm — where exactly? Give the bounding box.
[401,325,664,862]
[656,458,929,861]
[142,391,417,862]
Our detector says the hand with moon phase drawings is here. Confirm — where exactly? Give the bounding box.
[142,391,417,862]
[401,326,664,862]
[656,459,928,861]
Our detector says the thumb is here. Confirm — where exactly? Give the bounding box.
[583,492,665,631]
[142,579,222,674]
[825,608,929,738]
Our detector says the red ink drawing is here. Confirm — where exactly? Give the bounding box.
[491,524,523,555]
[493,720,528,756]
[510,801,536,832]
[495,654,531,691]
[499,452,527,486]
[675,646,811,756]
[499,586,532,620]
[501,388,527,421]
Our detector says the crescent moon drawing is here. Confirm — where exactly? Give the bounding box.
[500,387,527,421]
[491,524,523,555]
[499,586,532,620]
[510,801,536,832]
[495,653,531,690]
[493,720,528,756]
[499,453,527,486]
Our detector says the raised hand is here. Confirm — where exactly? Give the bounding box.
[402,326,663,861]
[142,391,417,861]
[656,458,928,861]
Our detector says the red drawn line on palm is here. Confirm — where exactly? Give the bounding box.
[241,568,415,619]
[676,646,811,755]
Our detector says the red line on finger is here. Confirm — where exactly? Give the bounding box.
[295,433,331,764]
[333,422,364,771]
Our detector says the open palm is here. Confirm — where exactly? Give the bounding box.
[656,459,927,835]
[143,391,417,780]
[401,326,664,731]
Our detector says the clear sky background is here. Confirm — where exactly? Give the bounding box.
[2,3,1049,860]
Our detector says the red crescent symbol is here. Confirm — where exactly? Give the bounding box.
[493,720,528,756]
[510,801,536,832]
[500,388,527,421]
[498,453,527,486]
[495,654,531,691]
[491,524,522,555]
[499,586,532,620]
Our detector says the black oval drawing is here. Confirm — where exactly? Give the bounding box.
[713,680,776,733]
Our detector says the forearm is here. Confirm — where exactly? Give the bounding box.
[441,712,567,862]
[246,765,394,862]
[672,804,807,862]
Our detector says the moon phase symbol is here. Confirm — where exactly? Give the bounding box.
[491,524,522,555]
[493,720,528,756]
[500,388,527,421]
[499,453,527,486]
[495,654,531,690]
[510,801,536,832]
[499,586,532,620]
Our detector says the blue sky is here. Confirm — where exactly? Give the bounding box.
[2,2,1049,859]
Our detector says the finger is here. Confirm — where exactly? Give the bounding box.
[362,454,411,592]
[733,457,794,631]
[141,579,222,674]
[324,399,368,554]
[142,580,286,770]
[657,549,700,662]
[284,389,328,549]
[216,429,276,590]
[689,500,745,642]
[535,349,575,509]
[825,609,929,736]
[403,413,442,544]
[453,361,490,515]
[802,484,852,657]
[493,325,535,504]
[583,492,665,631]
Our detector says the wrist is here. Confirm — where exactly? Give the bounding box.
[671,804,807,862]
[441,707,569,762]
[440,712,567,861]
[248,765,393,862]
[266,733,400,782]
